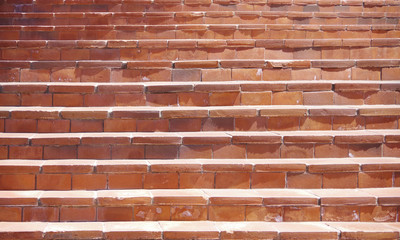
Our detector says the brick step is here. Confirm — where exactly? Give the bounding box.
[1,24,400,40]
[0,188,399,222]
[3,39,400,61]
[1,105,400,133]
[0,130,399,159]
[1,81,398,107]
[1,0,399,13]
[1,221,400,240]
[0,158,399,190]
[1,59,400,82]
[1,11,399,26]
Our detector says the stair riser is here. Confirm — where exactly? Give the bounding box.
[1,142,399,160]
[2,46,400,61]
[1,171,398,190]
[2,116,399,133]
[2,1,400,13]
[1,14,399,26]
[1,66,400,82]
[1,28,400,41]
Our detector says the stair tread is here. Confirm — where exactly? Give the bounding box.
[1,221,399,240]
[0,188,399,205]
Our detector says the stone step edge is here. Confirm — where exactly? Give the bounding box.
[1,105,399,119]
[1,129,400,145]
[2,59,400,69]
[1,221,399,240]
[1,157,399,174]
[0,188,399,206]
[0,80,399,93]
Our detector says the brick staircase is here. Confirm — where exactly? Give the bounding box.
[0,0,400,239]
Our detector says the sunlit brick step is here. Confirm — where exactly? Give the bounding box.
[0,130,399,159]
[1,11,399,26]
[1,158,399,190]
[1,222,400,240]
[0,188,399,222]
[1,81,398,107]
[1,105,400,133]
[1,59,400,82]
[1,0,400,13]
[3,39,400,61]
[2,24,400,41]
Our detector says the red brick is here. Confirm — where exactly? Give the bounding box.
[235,117,267,131]
[0,174,35,190]
[104,119,136,132]
[209,92,240,106]
[0,207,21,221]
[171,206,207,221]
[84,94,115,107]
[202,118,234,131]
[215,172,250,188]
[284,206,320,221]
[20,69,51,82]
[272,92,303,105]
[137,119,169,132]
[61,49,90,60]
[303,92,333,105]
[365,117,397,129]
[201,69,231,81]
[143,173,179,189]
[170,119,202,132]
[43,146,77,159]
[71,120,103,132]
[180,173,214,188]
[323,173,358,188]
[9,146,42,159]
[23,207,59,222]
[37,120,70,133]
[332,116,364,130]
[147,93,177,106]
[37,174,71,190]
[80,68,110,82]
[246,206,283,221]
[213,145,246,158]
[5,119,37,133]
[172,69,200,82]
[384,143,400,157]
[60,207,96,221]
[321,68,351,80]
[179,145,213,159]
[78,145,111,159]
[232,69,262,81]
[287,173,322,188]
[321,206,359,221]
[252,172,286,188]
[178,93,209,106]
[358,172,393,188]
[2,49,30,60]
[241,92,271,105]
[360,206,397,222]
[0,94,20,106]
[263,69,291,80]
[97,207,133,221]
[209,206,246,221]
[352,68,381,80]
[314,144,349,158]
[382,68,400,80]
[21,93,52,106]
[134,206,170,221]
[246,144,281,158]
[334,91,364,105]
[300,117,332,130]
[72,174,107,190]
[0,69,19,82]
[108,174,143,189]
[115,94,146,106]
[111,145,145,159]
[51,68,80,82]
[349,144,382,158]
[365,91,397,105]
[0,147,7,159]
[53,94,84,107]
[267,117,299,131]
